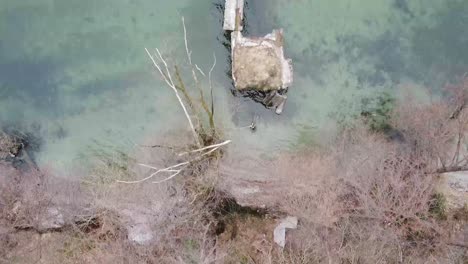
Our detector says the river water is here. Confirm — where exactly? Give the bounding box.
[1,0,467,173]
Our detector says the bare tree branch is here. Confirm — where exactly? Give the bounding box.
[116,161,189,184]
[145,48,201,147]
[178,140,231,156]
[117,140,231,184]
[209,53,217,119]
[195,64,206,77]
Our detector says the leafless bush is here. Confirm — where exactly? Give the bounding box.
[335,127,439,233]
[289,77,468,262]
[215,91,467,262]
[394,77,468,173]
[253,88,468,263]
[275,152,341,227]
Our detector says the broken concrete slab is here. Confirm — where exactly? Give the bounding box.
[273,216,298,248]
[263,91,288,114]
[223,0,244,31]
[231,30,293,92]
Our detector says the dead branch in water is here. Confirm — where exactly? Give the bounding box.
[145,17,218,147]
[145,47,201,147]
[208,52,217,129]
[134,17,227,185]
[181,16,217,140]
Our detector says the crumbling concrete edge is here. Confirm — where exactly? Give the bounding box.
[265,29,293,89]
[223,0,244,31]
[230,30,293,91]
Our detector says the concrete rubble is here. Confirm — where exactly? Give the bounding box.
[224,0,293,114]
[273,216,298,248]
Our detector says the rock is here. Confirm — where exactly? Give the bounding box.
[438,171,468,209]
[232,30,293,92]
[37,207,65,232]
[127,223,153,245]
[121,209,154,245]
[263,91,288,114]
[273,216,298,248]
[11,201,22,216]
[0,132,22,159]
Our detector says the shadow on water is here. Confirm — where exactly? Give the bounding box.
[292,0,468,92]
[75,75,140,100]
[393,0,414,17]
[410,1,468,87]
[336,32,408,87]
[0,58,59,111]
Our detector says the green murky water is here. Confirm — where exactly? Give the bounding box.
[1,0,467,173]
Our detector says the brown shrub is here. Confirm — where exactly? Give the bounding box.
[394,77,468,173]
[257,77,468,262]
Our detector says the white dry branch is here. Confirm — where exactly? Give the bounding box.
[129,17,228,185]
[182,17,199,83]
[117,161,189,184]
[181,16,217,130]
[144,17,218,147]
[178,139,231,157]
[195,64,206,77]
[117,140,231,184]
[145,47,201,147]
[208,52,217,114]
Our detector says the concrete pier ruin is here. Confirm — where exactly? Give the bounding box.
[224,0,293,114]
[223,0,244,31]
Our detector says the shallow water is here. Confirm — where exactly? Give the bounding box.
[1,0,467,173]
